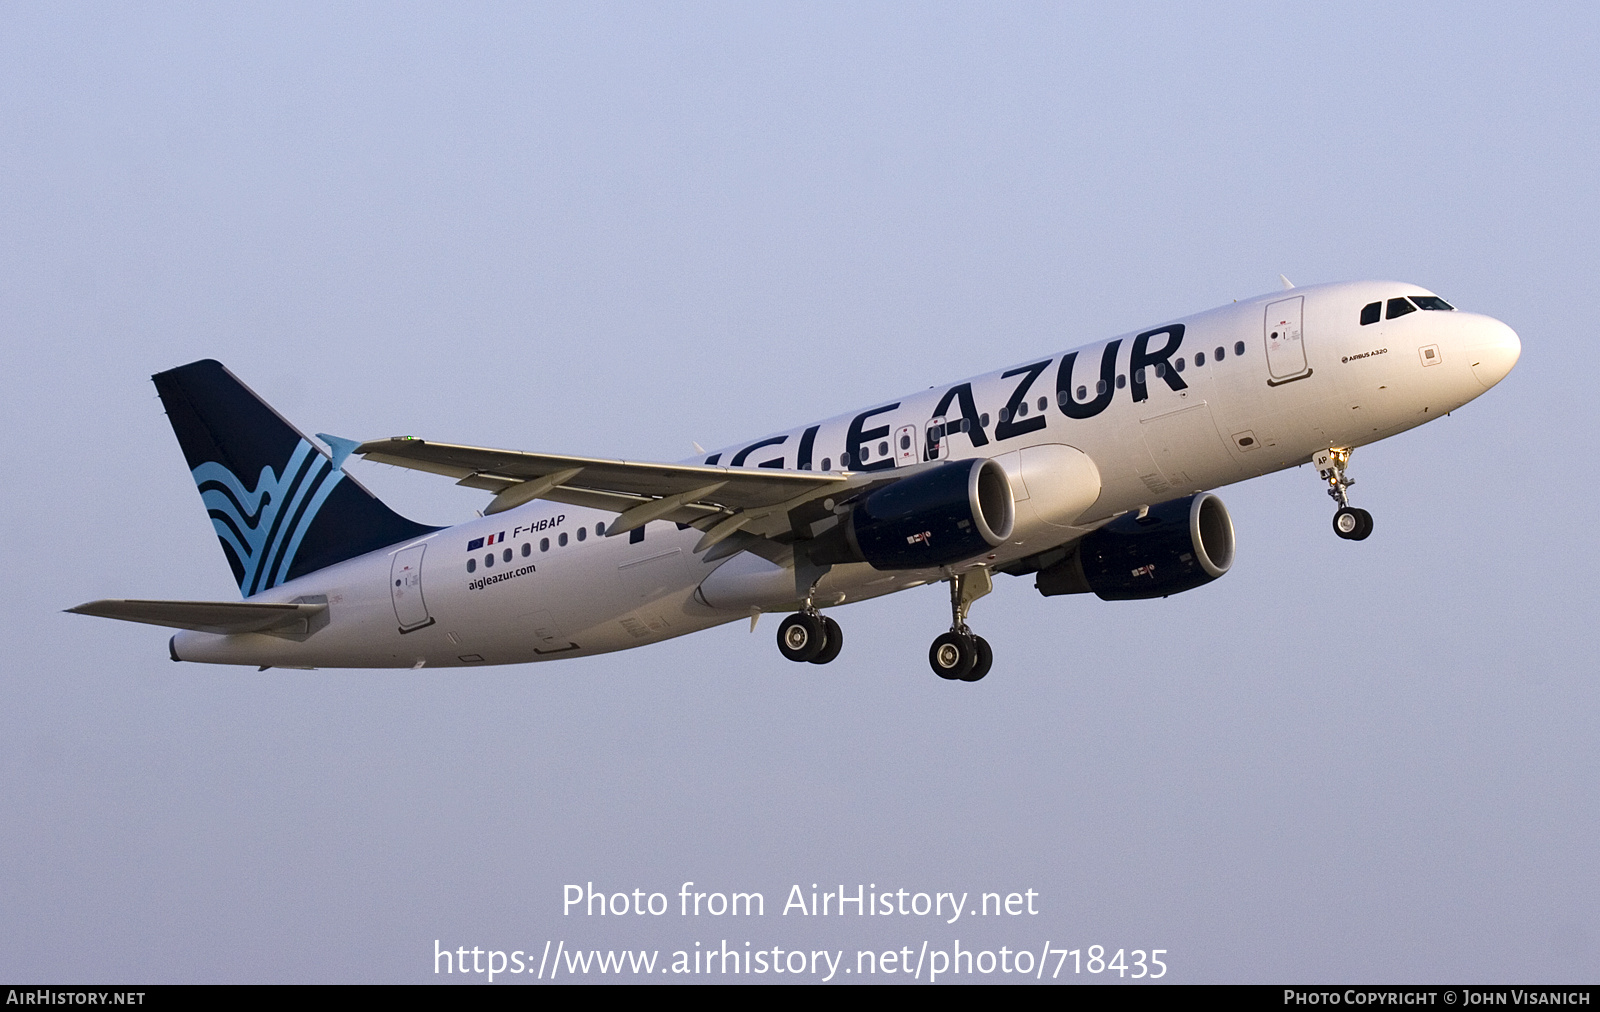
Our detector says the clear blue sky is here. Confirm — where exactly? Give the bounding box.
[2,2,1594,982]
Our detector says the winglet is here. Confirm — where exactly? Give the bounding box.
[316,433,362,472]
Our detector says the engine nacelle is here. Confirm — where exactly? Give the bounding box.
[1036,492,1234,600]
[842,458,1015,571]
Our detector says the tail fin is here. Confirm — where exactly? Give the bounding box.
[153,360,440,597]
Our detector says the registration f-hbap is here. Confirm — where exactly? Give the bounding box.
[72,280,1520,681]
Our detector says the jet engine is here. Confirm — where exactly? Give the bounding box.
[1035,492,1234,600]
[816,458,1015,571]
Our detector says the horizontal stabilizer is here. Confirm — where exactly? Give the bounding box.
[67,599,328,637]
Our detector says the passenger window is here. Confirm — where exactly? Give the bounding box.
[899,433,911,449]
[1234,341,1245,356]
[1214,346,1225,361]
[1115,375,1126,389]
[540,537,549,552]
[1387,298,1417,319]
[1057,390,1070,407]
[821,457,831,471]
[1016,402,1028,418]
[1413,296,1454,311]
[558,532,568,547]
[1175,357,1185,372]
[521,543,531,557]
[878,441,888,456]
[595,522,605,536]
[1153,363,1165,378]
[1096,379,1107,394]
[1360,301,1381,325]
[1037,396,1048,412]
[503,548,512,562]
[840,451,851,466]
[1195,351,1206,366]
[1133,368,1145,384]
[484,554,494,568]
[1076,385,1087,401]
[577,527,587,542]
[980,414,990,427]
[467,558,476,573]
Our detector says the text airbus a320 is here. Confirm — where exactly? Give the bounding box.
[72,280,1520,681]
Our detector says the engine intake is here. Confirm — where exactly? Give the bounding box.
[1036,492,1234,600]
[837,458,1015,571]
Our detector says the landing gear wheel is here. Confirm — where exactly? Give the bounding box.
[777,612,825,662]
[930,631,976,680]
[1333,507,1373,541]
[809,616,844,665]
[1352,508,1373,540]
[1333,507,1360,539]
[961,635,993,682]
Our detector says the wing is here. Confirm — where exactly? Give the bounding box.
[353,436,867,557]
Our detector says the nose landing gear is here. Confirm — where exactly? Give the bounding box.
[929,569,994,682]
[1315,447,1373,541]
[1333,506,1373,540]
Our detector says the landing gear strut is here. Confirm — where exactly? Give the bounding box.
[929,569,994,682]
[1315,447,1373,541]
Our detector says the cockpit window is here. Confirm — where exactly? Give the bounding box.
[1386,298,1417,320]
[1412,295,1454,311]
[1360,302,1381,325]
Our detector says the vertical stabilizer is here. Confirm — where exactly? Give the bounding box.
[152,360,440,597]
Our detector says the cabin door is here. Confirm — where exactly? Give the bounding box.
[390,544,434,632]
[1264,296,1312,385]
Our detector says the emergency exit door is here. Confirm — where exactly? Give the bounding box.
[894,425,919,466]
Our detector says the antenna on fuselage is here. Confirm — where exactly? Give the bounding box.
[1279,274,1295,290]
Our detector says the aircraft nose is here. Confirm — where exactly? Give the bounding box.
[1467,317,1521,390]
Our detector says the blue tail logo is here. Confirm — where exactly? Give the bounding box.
[153,360,440,597]
[193,439,346,596]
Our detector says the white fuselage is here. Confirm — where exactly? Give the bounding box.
[172,281,1520,668]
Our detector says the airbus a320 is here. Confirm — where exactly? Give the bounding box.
[71,280,1520,681]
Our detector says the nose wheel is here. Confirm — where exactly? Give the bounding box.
[1333,506,1373,540]
[1315,447,1374,541]
[928,570,994,682]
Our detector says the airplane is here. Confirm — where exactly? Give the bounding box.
[69,279,1520,681]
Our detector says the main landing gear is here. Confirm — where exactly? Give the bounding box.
[776,609,843,664]
[929,569,994,682]
[1316,447,1373,541]
[774,569,998,681]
